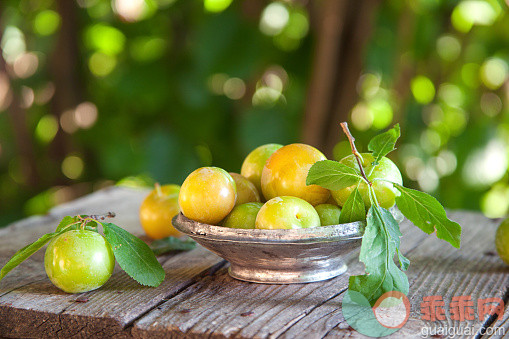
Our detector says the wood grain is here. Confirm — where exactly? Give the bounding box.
[0,187,224,338]
[1,187,508,339]
[132,220,429,339]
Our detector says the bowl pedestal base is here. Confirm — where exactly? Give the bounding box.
[228,262,348,284]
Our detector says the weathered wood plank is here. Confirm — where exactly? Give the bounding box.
[468,219,509,339]
[131,211,509,339]
[1,187,508,339]
[401,213,509,339]
[0,246,224,338]
[0,187,225,338]
[312,212,509,339]
[131,220,430,339]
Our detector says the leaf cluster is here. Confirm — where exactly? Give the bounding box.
[306,124,462,304]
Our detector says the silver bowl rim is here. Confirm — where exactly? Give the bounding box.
[172,213,365,245]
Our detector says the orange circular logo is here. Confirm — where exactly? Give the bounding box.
[372,291,411,329]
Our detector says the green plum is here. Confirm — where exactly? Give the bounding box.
[44,230,115,293]
[496,218,509,265]
[331,153,403,209]
[241,144,283,195]
[255,196,321,230]
[314,204,341,226]
[229,173,261,206]
[222,202,263,229]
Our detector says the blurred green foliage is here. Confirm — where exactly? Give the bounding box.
[0,0,508,227]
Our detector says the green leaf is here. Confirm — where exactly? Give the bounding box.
[55,216,78,232]
[384,209,410,271]
[102,222,165,287]
[394,184,461,248]
[0,232,60,280]
[306,160,363,191]
[338,184,366,223]
[150,237,196,255]
[349,205,409,305]
[367,124,400,165]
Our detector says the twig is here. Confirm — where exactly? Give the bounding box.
[155,183,163,197]
[340,122,371,185]
[87,212,116,221]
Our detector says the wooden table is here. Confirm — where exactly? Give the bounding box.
[0,187,508,338]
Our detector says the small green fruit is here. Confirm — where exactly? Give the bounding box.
[255,196,321,230]
[44,230,115,293]
[222,202,263,229]
[331,153,402,209]
[496,218,509,265]
[315,204,341,226]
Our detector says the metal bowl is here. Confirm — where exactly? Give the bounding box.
[172,213,366,284]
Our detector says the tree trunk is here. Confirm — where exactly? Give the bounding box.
[302,0,380,157]
[49,0,82,181]
[302,0,348,149]
[0,55,39,187]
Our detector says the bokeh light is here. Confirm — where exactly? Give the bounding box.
[417,165,439,192]
[85,24,126,55]
[438,83,464,108]
[204,0,233,13]
[223,78,246,100]
[13,52,39,78]
[434,150,457,177]
[368,99,393,130]
[252,66,288,106]
[33,10,61,36]
[2,0,509,224]
[351,103,373,131]
[35,115,59,144]
[207,73,228,95]
[130,37,166,62]
[452,0,501,33]
[480,58,508,90]
[284,9,309,40]
[358,73,382,99]
[411,75,435,104]
[62,155,84,179]
[75,102,98,129]
[0,73,13,110]
[34,82,55,105]
[1,26,26,63]
[462,139,508,188]
[260,2,289,36]
[88,52,117,77]
[20,86,34,109]
[60,109,78,134]
[113,0,148,22]
[481,184,509,218]
[252,87,282,107]
[60,102,98,133]
[436,35,461,62]
[480,92,502,116]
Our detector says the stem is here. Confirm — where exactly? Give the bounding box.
[155,183,163,197]
[368,185,380,207]
[85,212,116,221]
[340,122,371,185]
